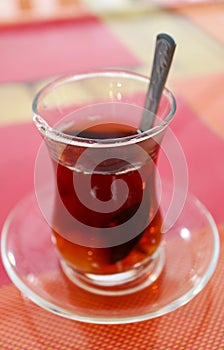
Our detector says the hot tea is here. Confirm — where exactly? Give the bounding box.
[33,70,176,294]
[52,122,162,275]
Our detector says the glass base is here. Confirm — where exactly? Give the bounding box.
[60,246,165,296]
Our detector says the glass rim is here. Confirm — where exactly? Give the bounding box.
[32,69,176,148]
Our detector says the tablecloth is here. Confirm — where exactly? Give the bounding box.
[0,1,224,349]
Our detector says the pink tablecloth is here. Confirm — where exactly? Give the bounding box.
[1,2,224,349]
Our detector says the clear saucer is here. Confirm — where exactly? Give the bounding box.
[1,188,220,324]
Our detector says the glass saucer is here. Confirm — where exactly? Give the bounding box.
[1,188,220,324]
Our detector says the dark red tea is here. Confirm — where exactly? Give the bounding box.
[52,123,162,275]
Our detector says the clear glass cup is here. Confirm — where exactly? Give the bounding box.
[32,70,176,295]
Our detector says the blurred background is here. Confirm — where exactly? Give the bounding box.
[0,0,223,25]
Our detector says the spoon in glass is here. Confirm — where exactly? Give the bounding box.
[139,33,176,132]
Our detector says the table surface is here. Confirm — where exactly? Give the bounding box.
[0,1,224,349]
